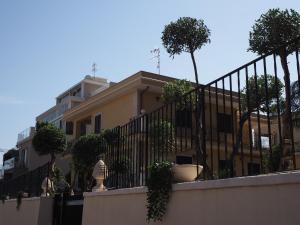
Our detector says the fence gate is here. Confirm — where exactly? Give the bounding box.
[53,194,84,225]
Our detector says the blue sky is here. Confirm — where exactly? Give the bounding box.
[0,0,299,158]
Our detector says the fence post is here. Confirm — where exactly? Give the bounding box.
[145,114,149,183]
[200,87,207,178]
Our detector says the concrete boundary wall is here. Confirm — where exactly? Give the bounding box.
[82,171,300,225]
[0,197,53,225]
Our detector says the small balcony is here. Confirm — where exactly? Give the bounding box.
[17,127,35,144]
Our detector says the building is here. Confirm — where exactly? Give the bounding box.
[7,75,110,177]
[63,71,174,140]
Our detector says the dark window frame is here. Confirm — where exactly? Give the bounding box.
[217,113,233,133]
[94,114,102,134]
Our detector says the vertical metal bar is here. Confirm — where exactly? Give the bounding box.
[263,57,273,170]
[254,62,263,173]
[245,66,254,175]
[208,86,213,175]
[190,92,193,150]
[165,103,169,161]
[159,106,165,161]
[145,114,149,183]
[201,87,207,178]
[156,110,160,161]
[184,95,188,149]
[273,54,283,171]
[229,75,235,169]
[222,78,228,164]
[179,98,183,152]
[294,48,300,169]
[215,82,220,175]
[173,101,177,153]
[237,70,245,176]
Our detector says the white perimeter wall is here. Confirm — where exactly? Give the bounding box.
[82,171,300,225]
[0,197,53,225]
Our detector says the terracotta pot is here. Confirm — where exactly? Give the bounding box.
[172,164,203,182]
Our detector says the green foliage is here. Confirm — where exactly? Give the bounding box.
[109,156,130,174]
[291,81,300,112]
[149,120,175,154]
[72,134,106,173]
[249,8,300,55]
[161,79,194,106]
[241,74,284,113]
[32,122,66,158]
[102,129,120,146]
[162,17,211,57]
[52,166,70,194]
[262,145,282,172]
[146,161,173,222]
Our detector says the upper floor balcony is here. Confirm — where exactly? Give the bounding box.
[17,127,35,144]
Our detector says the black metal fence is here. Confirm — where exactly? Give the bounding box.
[0,163,49,198]
[103,37,300,189]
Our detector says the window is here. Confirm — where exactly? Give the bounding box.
[94,114,101,134]
[175,109,192,127]
[217,113,233,133]
[261,136,270,149]
[248,163,260,175]
[66,122,73,135]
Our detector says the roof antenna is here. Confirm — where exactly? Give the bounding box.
[92,63,97,78]
[150,48,160,75]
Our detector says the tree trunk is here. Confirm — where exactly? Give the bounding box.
[190,52,199,86]
[279,48,292,140]
[49,153,56,178]
[229,111,249,175]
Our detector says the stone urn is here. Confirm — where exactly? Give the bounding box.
[41,177,54,196]
[92,160,107,192]
[172,164,203,182]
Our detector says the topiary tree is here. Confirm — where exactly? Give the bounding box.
[32,122,66,173]
[162,17,211,85]
[161,79,194,104]
[248,8,300,139]
[71,134,106,191]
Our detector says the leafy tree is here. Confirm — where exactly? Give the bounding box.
[230,75,284,170]
[161,79,194,104]
[248,8,300,138]
[291,81,300,112]
[149,119,175,155]
[32,122,66,171]
[162,17,211,85]
[71,134,106,191]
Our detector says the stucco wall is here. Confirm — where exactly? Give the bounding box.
[0,197,53,225]
[82,171,300,225]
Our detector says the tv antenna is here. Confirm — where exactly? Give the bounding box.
[92,63,97,77]
[150,48,160,74]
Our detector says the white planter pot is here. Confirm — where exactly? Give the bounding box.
[172,164,203,182]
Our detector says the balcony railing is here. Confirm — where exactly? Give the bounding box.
[17,127,35,143]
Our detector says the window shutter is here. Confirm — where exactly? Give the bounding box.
[66,122,73,135]
[95,114,101,134]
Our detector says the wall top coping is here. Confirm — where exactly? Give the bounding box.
[84,170,300,198]
[2,196,52,203]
